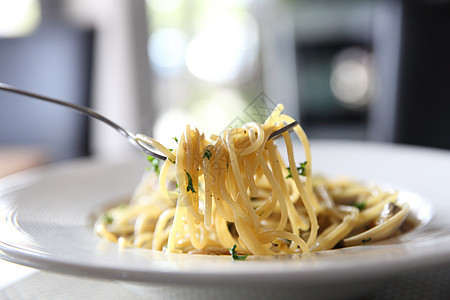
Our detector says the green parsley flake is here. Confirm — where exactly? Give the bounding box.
[203,149,212,160]
[185,171,196,193]
[173,137,178,143]
[286,161,307,179]
[353,202,366,211]
[229,244,248,261]
[362,238,372,244]
[103,213,113,224]
[147,155,160,175]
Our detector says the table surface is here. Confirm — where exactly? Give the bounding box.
[0,260,450,299]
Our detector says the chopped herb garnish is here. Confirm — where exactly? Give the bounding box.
[185,171,196,193]
[229,244,248,261]
[353,202,366,211]
[203,149,212,160]
[103,213,113,224]
[362,238,372,244]
[173,136,178,143]
[147,155,160,174]
[286,161,307,178]
[168,148,173,152]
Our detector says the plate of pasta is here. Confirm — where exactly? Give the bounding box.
[0,105,449,299]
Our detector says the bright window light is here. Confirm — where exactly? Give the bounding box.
[185,13,259,84]
[0,0,41,38]
[148,28,188,77]
[153,108,195,146]
[189,90,247,136]
[147,0,183,13]
[330,47,373,109]
[153,90,246,144]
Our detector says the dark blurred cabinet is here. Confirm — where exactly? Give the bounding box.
[0,9,94,161]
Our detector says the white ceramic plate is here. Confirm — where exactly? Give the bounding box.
[0,141,449,299]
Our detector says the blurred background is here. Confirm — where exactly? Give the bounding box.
[0,0,449,175]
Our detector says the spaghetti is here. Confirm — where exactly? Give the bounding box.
[95,104,412,256]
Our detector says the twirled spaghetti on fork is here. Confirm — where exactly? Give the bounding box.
[95,104,411,256]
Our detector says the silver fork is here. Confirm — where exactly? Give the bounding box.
[0,82,298,160]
